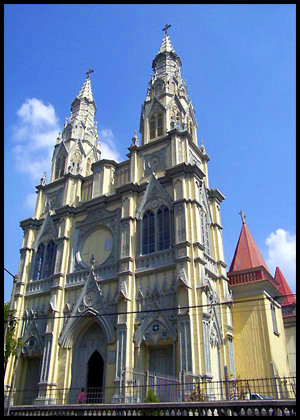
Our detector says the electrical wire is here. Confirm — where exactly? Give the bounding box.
[6,293,295,322]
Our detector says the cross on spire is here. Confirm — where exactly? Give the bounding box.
[86,69,94,78]
[239,210,246,224]
[162,24,171,34]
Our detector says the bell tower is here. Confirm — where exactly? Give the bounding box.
[140,25,198,146]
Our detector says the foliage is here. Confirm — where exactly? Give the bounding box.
[144,387,160,403]
[4,302,20,371]
[144,388,160,416]
[188,382,208,401]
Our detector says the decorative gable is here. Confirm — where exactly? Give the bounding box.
[58,268,115,348]
[136,174,172,219]
[32,213,58,250]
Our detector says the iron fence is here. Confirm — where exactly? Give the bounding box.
[4,375,296,408]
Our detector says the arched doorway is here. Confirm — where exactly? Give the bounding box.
[70,322,106,403]
[87,350,104,403]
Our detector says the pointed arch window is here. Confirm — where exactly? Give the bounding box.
[32,240,57,280]
[142,210,155,254]
[43,240,57,279]
[142,205,171,255]
[86,158,92,177]
[33,243,45,280]
[149,112,164,140]
[157,206,170,251]
[201,209,212,256]
[55,155,66,180]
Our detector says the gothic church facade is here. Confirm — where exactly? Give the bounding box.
[6,29,236,404]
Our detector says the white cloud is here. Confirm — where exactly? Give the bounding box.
[265,229,296,291]
[99,128,122,162]
[12,99,122,186]
[17,98,58,130]
[12,98,60,181]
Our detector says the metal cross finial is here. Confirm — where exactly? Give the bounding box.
[162,24,171,34]
[90,254,96,267]
[239,210,246,224]
[86,69,94,78]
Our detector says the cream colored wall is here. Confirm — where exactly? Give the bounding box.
[232,294,272,379]
[232,293,291,380]
[284,325,296,376]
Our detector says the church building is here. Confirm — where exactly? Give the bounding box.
[5,27,294,405]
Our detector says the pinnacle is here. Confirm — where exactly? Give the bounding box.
[77,75,94,103]
[158,31,175,54]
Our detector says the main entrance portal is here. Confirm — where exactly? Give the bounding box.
[87,350,104,403]
[70,322,106,403]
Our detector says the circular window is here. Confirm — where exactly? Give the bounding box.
[81,227,113,266]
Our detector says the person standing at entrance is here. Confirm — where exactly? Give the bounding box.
[77,387,87,404]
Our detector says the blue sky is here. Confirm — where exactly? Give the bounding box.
[4,4,296,302]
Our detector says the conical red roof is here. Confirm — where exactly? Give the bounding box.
[274,267,296,306]
[229,222,270,273]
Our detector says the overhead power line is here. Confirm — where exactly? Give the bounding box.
[7,293,295,323]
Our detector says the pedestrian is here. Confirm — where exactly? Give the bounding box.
[77,387,87,404]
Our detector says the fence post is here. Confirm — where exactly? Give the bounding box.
[145,370,149,398]
[270,362,279,399]
[224,365,230,400]
[181,369,185,402]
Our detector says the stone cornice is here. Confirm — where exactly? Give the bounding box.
[165,162,206,180]
[208,188,226,204]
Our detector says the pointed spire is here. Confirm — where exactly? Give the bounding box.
[229,219,270,273]
[77,71,95,103]
[274,267,296,306]
[152,24,182,79]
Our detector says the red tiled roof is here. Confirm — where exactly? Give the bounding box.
[228,223,270,273]
[274,267,296,306]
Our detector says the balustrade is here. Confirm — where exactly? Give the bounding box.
[135,249,175,272]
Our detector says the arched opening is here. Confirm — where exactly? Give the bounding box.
[87,350,104,403]
[69,322,107,403]
[20,355,42,405]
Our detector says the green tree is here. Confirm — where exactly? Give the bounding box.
[4,302,19,372]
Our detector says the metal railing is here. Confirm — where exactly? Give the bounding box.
[4,376,296,408]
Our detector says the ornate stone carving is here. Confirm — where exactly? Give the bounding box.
[142,146,167,176]
[44,188,64,212]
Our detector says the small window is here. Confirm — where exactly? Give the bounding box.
[55,155,66,180]
[149,113,164,140]
[271,303,279,335]
[157,114,163,137]
[150,115,156,140]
